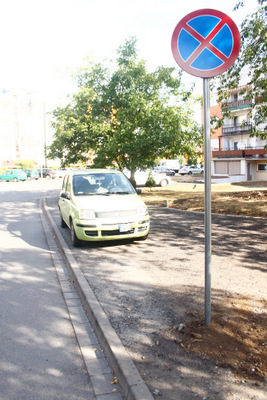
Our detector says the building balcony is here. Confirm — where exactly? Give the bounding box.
[222,99,252,110]
[212,147,267,159]
[222,123,252,136]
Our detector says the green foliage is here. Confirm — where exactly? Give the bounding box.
[48,38,202,171]
[214,0,267,139]
[187,155,198,166]
[15,160,35,169]
[145,173,157,187]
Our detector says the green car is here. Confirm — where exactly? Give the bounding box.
[59,169,150,247]
[0,169,27,182]
[23,169,39,180]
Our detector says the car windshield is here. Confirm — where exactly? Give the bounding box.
[73,172,135,195]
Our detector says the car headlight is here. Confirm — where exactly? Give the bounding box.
[79,209,96,220]
[137,205,148,217]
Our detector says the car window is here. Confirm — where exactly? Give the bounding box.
[73,173,135,195]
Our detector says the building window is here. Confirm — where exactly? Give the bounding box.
[257,163,267,171]
[214,160,241,175]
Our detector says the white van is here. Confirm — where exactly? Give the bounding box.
[158,159,180,173]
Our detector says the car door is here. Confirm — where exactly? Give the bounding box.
[2,171,10,181]
[59,175,72,227]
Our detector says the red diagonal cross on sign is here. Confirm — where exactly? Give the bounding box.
[171,9,240,78]
[185,18,229,65]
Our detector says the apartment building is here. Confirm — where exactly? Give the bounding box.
[209,86,267,182]
[0,89,53,168]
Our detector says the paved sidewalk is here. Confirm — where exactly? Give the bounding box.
[0,188,120,399]
[42,200,124,400]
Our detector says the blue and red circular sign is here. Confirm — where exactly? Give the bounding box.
[171,9,240,78]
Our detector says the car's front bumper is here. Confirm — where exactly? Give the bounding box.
[74,216,150,241]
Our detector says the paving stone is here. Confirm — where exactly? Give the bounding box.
[81,345,105,360]
[85,357,112,376]
[76,331,99,347]
[96,391,123,400]
[68,305,89,324]
[90,373,120,396]
[74,323,94,336]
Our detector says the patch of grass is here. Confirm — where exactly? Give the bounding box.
[140,182,267,218]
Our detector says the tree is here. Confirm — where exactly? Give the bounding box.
[48,38,202,181]
[15,159,35,169]
[214,0,267,139]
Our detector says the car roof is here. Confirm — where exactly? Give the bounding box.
[66,169,120,176]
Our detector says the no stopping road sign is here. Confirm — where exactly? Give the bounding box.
[171,9,240,78]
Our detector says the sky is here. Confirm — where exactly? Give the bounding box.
[0,0,259,101]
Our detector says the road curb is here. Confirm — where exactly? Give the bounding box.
[42,197,154,400]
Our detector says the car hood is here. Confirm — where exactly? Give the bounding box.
[72,193,145,211]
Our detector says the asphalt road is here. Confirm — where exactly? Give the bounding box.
[45,182,267,400]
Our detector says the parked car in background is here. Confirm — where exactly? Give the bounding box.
[124,169,172,187]
[23,169,39,180]
[38,168,57,179]
[158,159,180,173]
[153,166,175,176]
[178,165,204,175]
[0,169,27,182]
[55,169,67,178]
[59,169,150,246]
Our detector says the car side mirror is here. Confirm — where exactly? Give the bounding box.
[136,189,142,195]
[61,192,70,199]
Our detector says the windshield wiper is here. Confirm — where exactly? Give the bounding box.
[75,192,97,196]
[75,191,132,196]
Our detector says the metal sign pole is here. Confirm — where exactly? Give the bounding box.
[203,78,211,325]
[172,9,240,326]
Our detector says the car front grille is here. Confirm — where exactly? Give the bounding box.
[84,228,135,238]
[96,210,136,218]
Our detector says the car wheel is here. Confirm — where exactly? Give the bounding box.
[46,175,51,179]
[13,178,18,182]
[70,220,82,247]
[160,179,168,187]
[60,213,67,228]
[135,233,149,241]
[188,171,192,175]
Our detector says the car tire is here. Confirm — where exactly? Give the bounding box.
[135,233,149,241]
[188,171,192,175]
[60,213,67,228]
[70,220,82,247]
[160,179,168,187]
[13,178,18,182]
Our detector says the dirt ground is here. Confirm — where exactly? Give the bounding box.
[169,295,267,384]
[139,180,267,395]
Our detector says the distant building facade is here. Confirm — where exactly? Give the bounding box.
[0,89,52,168]
[206,86,267,182]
